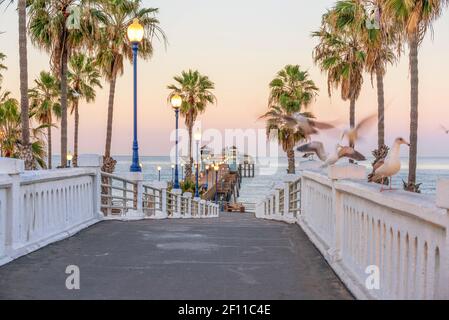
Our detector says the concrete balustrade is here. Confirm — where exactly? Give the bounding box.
[0,156,219,267]
[256,164,449,300]
[0,157,101,266]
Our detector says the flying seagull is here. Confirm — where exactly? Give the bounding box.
[297,141,366,168]
[279,113,337,139]
[341,113,379,146]
[369,137,410,192]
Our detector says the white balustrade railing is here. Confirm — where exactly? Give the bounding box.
[0,156,219,266]
[255,166,449,300]
[0,163,101,266]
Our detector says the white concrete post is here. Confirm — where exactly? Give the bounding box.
[172,189,182,218]
[77,155,103,218]
[0,158,24,252]
[283,181,290,218]
[328,184,343,263]
[183,192,192,218]
[436,179,449,298]
[200,200,206,217]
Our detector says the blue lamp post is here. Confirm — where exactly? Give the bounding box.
[214,164,219,204]
[194,129,202,198]
[171,94,182,189]
[157,166,161,181]
[205,165,209,190]
[127,18,144,173]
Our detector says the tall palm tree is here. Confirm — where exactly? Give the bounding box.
[312,11,366,147]
[29,71,61,169]
[263,65,318,174]
[94,0,166,173]
[328,0,397,148]
[381,0,448,192]
[28,0,104,168]
[68,53,102,167]
[167,70,216,180]
[0,0,33,168]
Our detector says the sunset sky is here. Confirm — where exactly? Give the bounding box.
[1,0,448,157]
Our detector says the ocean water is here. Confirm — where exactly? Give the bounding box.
[113,156,449,194]
[53,155,449,194]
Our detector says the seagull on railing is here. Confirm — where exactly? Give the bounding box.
[368,137,410,192]
[296,141,366,168]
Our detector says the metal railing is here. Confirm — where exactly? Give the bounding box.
[101,172,137,216]
[142,184,162,217]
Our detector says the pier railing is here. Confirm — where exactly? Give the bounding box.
[255,166,449,300]
[0,156,219,266]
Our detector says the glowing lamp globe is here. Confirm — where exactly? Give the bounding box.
[170,94,182,110]
[194,130,202,142]
[127,18,144,43]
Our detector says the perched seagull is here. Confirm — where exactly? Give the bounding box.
[297,141,366,168]
[440,125,449,134]
[369,137,410,192]
[341,113,378,146]
[280,113,337,139]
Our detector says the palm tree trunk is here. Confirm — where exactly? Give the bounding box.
[376,67,385,148]
[287,148,295,174]
[73,100,79,167]
[186,124,193,180]
[47,124,52,169]
[349,97,356,163]
[105,75,116,158]
[60,43,69,168]
[18,0,32,169]
[407,34,419,191]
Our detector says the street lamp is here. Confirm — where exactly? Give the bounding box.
[157,166,161,181]
[205,165,210,190]
[67,151,73,168]
[194,129,202,198]
[171,164,175,183]
[214,164,219,204]
[127,18,144,173]
[171,94,182,189]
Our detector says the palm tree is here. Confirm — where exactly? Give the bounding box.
[0,51,6,82]
[0,0,33,168]
[263,65,318,174]
[167,70,216,180]
[381,0,448,192]
[312,11,366,147]
[29,71,61,169]
[94,0,166,173]
[68,53,102,167]
[0,91,47,168]
[328,0,397,148]
[28,0,104,168]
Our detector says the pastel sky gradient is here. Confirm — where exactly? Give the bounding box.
[0,0,448,156]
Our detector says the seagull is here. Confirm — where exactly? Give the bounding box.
[440,125,449,134]
[341,113,379,146]
[279,113,337,139]
[369,137,410,192]
[297,141,366,168]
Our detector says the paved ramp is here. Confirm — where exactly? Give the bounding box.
[0,213,352,300]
